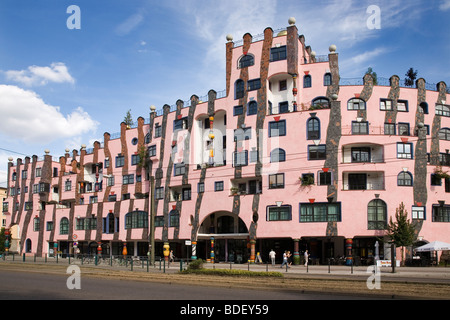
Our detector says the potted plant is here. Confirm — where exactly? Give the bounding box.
[230,187,239,195]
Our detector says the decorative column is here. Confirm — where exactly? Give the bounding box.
[97,242,102,257]
[163,242,170,263]
[208,116,215,165]
[191,241,197,260]
[4,229,10,255]
[210,237,215,263]
[345,238,353,266]
[122,242,127,257]
[293,239,300,265]
[249,239,256,263]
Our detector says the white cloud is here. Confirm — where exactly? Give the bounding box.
[440,0,450,11]
[4,62,75,86]
[115,12,144,36]
[0,85,99,144]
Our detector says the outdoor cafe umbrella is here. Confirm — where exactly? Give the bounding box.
[414,241,450,252]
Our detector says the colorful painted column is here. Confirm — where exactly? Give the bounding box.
[191,241,197,260]
[293,239,300,265]
[163,242,170,263]
[345,238,353,266]
[210,237,215,263]
[208,116,214,165]
[249,239,256,263]
[122,242,127,257]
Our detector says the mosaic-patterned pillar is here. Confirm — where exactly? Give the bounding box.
[210,237,215,263]
[191,241,197,260]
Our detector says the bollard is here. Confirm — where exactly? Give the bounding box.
[34,254,36,262]
[351,260,353,274]
[163,259,166,273]
[23,253,25,262]
[266,262,268,272]
[230,262,232,270]
[95,255,98,266]
[131,259,133,271]
[45,254,47,263]
[180,259,183,272]
[147,258,149,272]
[328,258,330,273]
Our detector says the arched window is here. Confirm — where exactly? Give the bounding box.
[125,211,148,229]
[439,128,450,141]
[324,73,332,86]
[397,172,413,186]
[145,132,151,144]
[60,217,69,235]
[303,75,312,88]
[105,212,115,234]
[311,97,330,109]
[239,54,254,68]
[307,117,320,140]
[347,98,366,110]
[368,199,387,230]
[169,210,179,227]
[270,148,286,162]
[247,100,258,115]
[235,79,245,99]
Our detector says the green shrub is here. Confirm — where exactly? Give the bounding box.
[187,259,204,270]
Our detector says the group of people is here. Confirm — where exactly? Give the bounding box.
[267,249,310,268]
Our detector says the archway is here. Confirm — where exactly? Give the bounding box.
[196,211,249,263]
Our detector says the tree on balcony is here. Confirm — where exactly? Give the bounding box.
[386,202,416,266]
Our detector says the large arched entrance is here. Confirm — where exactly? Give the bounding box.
[196,211,249,263]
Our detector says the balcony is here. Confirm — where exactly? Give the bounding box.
[342,172,385,191]
[342,144,384,164]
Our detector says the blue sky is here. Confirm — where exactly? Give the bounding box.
[0,0,449,187]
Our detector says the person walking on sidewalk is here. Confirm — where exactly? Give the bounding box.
[281,251,290,268]
[304,250,309,267]
[269,249,276,266]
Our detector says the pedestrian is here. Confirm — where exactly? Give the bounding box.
[280,250,290,268]
[169,250,175,263]
[269,249,276,266]
[304,250,309,267]
[287,251,292,266]
[255,252,262,264]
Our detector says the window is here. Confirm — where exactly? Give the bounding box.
[33,217,40,231]
[307,117,320,139]
[154,125,162,138]
[324,73,332,86]
[318,171,332,185]
[308,145,326,160]
[380,99,392,111]
[279,80,287,91]
[214,181,224,192]
[155,187,164,200]
[431,174,442,186]
[65,180,72,191]
[247,101,258,115]
[131,137,138,145]
[108,194,117,202]
[419,102,428,114]
[116,155,124,167]
[46,221,53,231]
[235,79,245,99]
[432,205,450,222]
[148,145,157,157]
[249,149,258,163]
[25,201,33,210]
[174,163,186,176]
[352,121,369,135]
[270,46,286,62]
[397,100,408,112]
[439,128,450,141]
[269,120,286,137]
[311,97,329,109]
[397,143,413,159]
[347,98,365,110]
[60,217,69,235]
[398,123,410,136]
[267,205,291,221]
[269,173,284,189]
[412,206,425,220]
[239,54,254,68]
[198,182,205,193]
[439,153,450,166]
[270,148,286,162]
[106,176,114,187]
[2,202,8,212]
[279,101,289,113]
[247,78,261,91]
[145,132,151,144]
[384,123,396,135]
[35,167,41,177]
[89,196,98,204]
[174,117,188,131]
[123,174,134,185]
[233,105,244,116]
[436,104,450,117]
[22,170,27,180]
[398,172,413,186]
[233,151,248,167]
[300,202,341,222]
[131,154,140,165]
[76,217,97,230]
[182,187,191,201]
[169,210,179,227]
[351,147,371,163]
[234,127,252,141]
[368,199,387,230]
[303,75,312,88]
[348,173,367,190]
[125,211,148,229]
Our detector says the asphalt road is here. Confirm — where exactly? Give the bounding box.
[0,268,372,301]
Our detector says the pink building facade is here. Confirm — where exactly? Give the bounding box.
[3,18,450,265]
